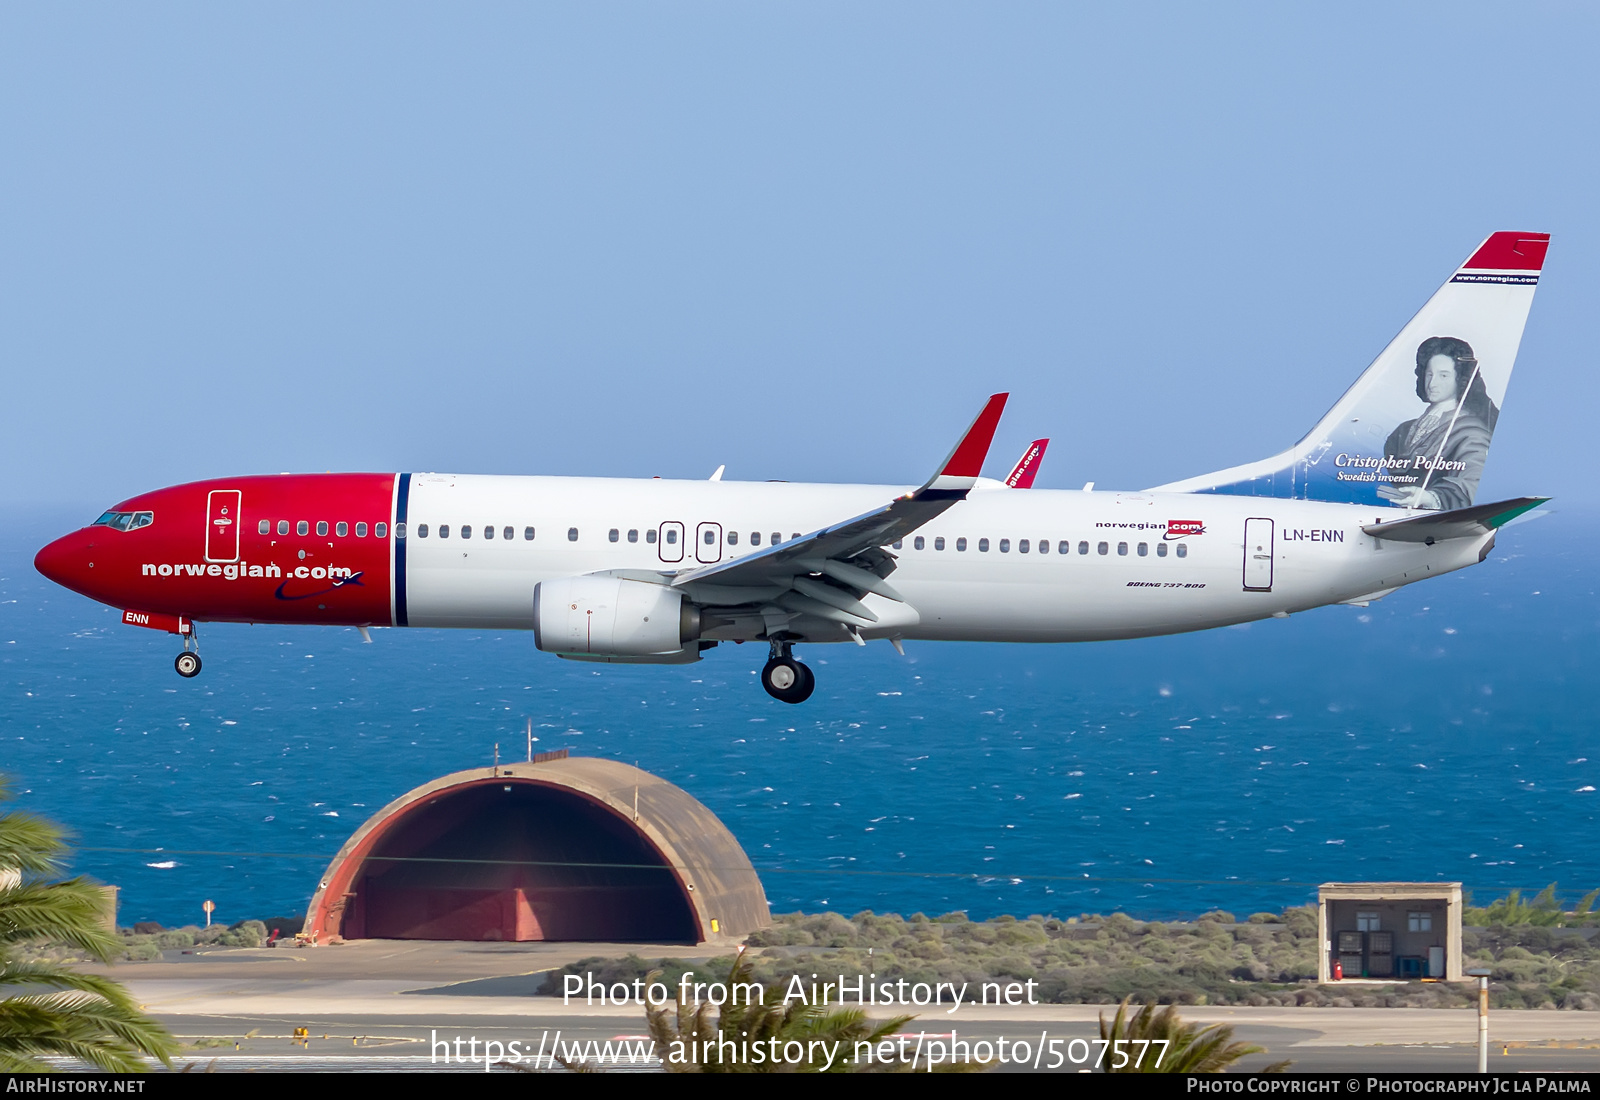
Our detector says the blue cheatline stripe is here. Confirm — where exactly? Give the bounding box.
[394,472,411,627]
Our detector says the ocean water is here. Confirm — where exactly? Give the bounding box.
[2,506,1596,927]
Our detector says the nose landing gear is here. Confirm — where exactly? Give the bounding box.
[761,639,814,704]
[174,629,201,678]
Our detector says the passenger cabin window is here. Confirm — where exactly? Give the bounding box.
[1078,541,1089,555]
[1097,542,1108,555]
[297,521,309,536]
[791,533,800,541]
[914,536,925,550]
[646,529,657,544]
[751,532,762,546]
[483,525,494,539]
[1117,542,1128,555]
[1019,539,1029,553]
[934,536,945,550]
[258,520,270,534]
[956,537,967,551]
[503,526,513,540]
[461,525,472,539]
[568,527,579,542]
[439,525,450,538]
[357,522,368,537]
[727,531,738,545]
[979,538,989,552]
[524,527,536,540]
[1156,542,1167,557]
[416,524,429,538]
[1176,543,1187,558]
[628,529,639,542]
[278,521,290,535]
[336,522,348,537]
[1137,542,1148,556]
[999,539,1010,553]
[664,529,676,544]
[703,529,715,545]
[316,521,329,536]
[609,528,619,543]
[376,522,388,537]
[771,532,780,545]
[1059,540,1070,554]
[1038,539,1048,554]
[891,539,900,549]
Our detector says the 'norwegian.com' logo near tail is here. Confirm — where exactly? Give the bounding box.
[1154,232,1549,511]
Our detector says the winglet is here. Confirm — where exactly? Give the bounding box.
[1005,438,1049,488]
[923,393,1008,492]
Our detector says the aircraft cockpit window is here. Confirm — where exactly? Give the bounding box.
[336,522,348,537]
[92,510,155,532]
[356,522,368,537]
[416,524,429,538]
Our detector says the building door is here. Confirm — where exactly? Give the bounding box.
[657,521,685,564]
[695,522,722,564]
[1242,517,1273,591]
[206,490,242,562]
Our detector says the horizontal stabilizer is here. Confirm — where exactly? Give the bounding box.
[1362,496,1548,544]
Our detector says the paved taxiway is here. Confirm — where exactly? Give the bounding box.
[83,941,1600,1073]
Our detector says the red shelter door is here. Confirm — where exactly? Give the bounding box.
[206,490,242,562]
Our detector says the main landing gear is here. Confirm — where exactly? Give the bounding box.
[761,639,814,704]
[174,630,201,678]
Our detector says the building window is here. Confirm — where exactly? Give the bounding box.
[628,529,639,543]
[1176,543,1188,558]
[1038,538,1049,554]
[914,536,925,550]
[316,521,329,536]
[439,525,450,538]
[1357,912,1381,932]
[1019,539,1030,553]
[1408,912,1433,932]
[336,522,348,537]
[1097,542,1108,555]
[999,539,1010,553]
[956,537,967,551]
[979,538,989,552]
[1137,542,1148,556]
[461,525,472,539]
[1157,542,1167,557]
[1117,542,1128,555]
[727,531,738,545]
[258,520,270,535]
[609,528,619,543]
[484,525,495,540]
[568,527,579,542]
[416,524,429,538]
[934,536,945,550]
[524,527,536,540]
[376,522,388,537]
[646,529,657,544]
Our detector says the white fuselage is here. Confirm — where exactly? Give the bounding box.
[401,474,1487,643]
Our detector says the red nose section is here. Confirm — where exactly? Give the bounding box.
[35,532,97,596]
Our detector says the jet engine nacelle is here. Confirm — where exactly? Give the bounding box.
[533,575,701,657]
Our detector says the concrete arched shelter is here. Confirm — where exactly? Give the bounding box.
[306,756,770,945]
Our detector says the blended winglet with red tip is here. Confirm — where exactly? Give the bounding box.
[1005,438,1049,488]
[926,392,1008,492]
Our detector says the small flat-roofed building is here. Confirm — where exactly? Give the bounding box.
[1318,882,1463,982]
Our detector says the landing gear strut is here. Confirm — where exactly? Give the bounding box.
[174,630,201,678]
[761,639,814,704]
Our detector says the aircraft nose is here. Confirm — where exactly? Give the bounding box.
[35,531,95,593]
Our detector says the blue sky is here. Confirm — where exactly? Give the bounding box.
[3,4,1596,510]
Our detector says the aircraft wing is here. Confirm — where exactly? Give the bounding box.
[668,393,1008,624]
[1361,496,1548,544]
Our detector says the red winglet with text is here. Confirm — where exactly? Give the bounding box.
[1463,232,1550,271]
[1005,439,1049,488]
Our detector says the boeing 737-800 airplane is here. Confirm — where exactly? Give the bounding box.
[35,232,1550,703]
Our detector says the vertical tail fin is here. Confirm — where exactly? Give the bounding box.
[1005,439,1049,488]
[1154,232,1549,510]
